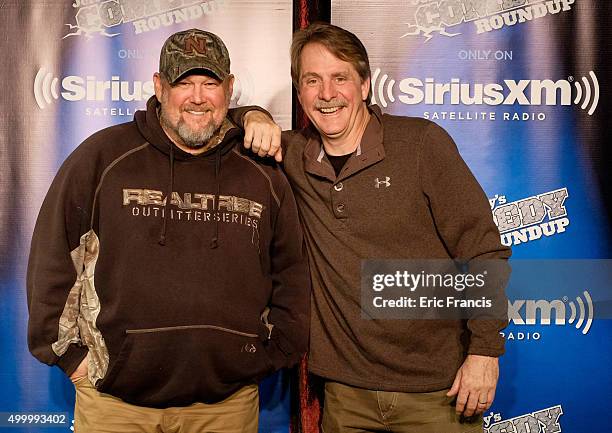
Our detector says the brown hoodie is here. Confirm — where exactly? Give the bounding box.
[27,97,310,407]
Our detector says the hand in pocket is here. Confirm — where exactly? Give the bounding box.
[70,354,89,383]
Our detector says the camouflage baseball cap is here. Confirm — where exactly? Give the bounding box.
[159,28,230,83]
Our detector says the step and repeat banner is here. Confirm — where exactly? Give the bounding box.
[1,1,611,432]
[332,1,611,432]
[0,1,292,432]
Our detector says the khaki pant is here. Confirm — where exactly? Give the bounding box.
[322,381,483,433]
[73,377,258,433]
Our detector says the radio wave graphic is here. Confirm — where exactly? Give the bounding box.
[572,71,599,116]
[370,68,396,108]
[567,291,594,335]
[34,67,60,109]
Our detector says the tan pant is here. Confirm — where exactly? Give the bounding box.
[322,381,483,433]
[73,377,258,433]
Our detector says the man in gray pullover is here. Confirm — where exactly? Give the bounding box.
[237,22,510,433]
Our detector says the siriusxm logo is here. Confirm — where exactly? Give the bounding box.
[371,69,600,115]
[509,291,594,335]
[33,68,154,109]
[33,67,253,109]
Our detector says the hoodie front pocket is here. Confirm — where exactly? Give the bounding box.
[97,325,273,408]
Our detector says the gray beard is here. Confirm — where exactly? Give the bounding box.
[175,119,216,148]
[159,110,220,149]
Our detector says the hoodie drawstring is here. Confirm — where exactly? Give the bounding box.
[158,142,175,246]
[210,148,221,249]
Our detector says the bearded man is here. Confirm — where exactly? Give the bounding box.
[27,28,310,433]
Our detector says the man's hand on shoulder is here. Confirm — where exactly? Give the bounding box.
[446,354,499,417]
[243,111,283,162]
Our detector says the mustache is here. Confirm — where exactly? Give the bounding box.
[314,98,348,109]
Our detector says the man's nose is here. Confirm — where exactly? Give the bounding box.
[318,79,336,101]
[190,84,206,104]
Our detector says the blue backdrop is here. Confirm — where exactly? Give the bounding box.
[1,1,611,433]
[332,0,612,431]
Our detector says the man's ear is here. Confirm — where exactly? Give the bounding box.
[153,72,164,101]
[361,76,371,102]
[226,74,235,97]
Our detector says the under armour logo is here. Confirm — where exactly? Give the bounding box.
[375,177,391,188]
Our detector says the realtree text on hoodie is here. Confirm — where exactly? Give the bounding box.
[27,96,310,408]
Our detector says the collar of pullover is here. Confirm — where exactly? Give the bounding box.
[302,104,385,182]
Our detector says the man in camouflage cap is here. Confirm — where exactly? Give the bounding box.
[27,28,310,433]
[155,28,234,154]
[160,28,231,83]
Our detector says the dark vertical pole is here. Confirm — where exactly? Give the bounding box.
[289,2,330,432]
[292,0,332,130]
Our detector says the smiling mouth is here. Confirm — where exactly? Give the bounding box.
[186,110,209,115]
[318,106,343,114]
